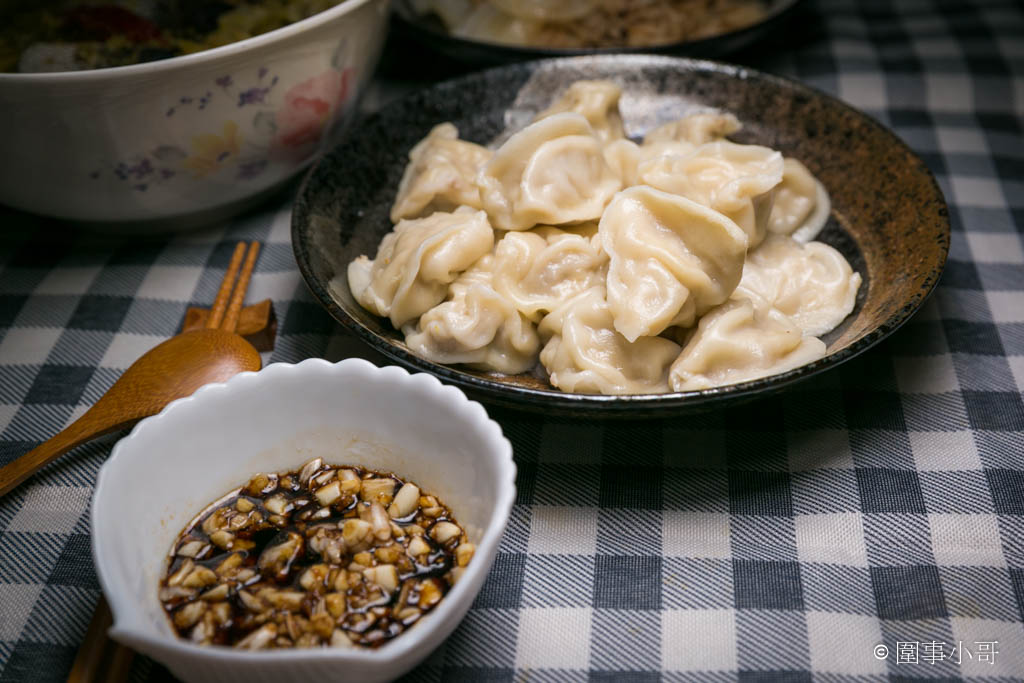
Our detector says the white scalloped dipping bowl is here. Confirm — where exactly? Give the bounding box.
[0,0,389,228]
[91,358,515,682]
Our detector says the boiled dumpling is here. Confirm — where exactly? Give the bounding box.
[477,112,622,230]
[643,112,741,146]
[768,157,831,242]
[539,287,682,395]
[603,137,702,188]
[606,114,731,189]
[669,298,827,392]
[347,207,494,328]
[733,235,861,337]
[491,224,608,322]
[346,78,855,397]
[599,185,748,342]
[638,138,699,161]
[403,255,541,374]
[390,123,491,223]
[450,4,542,45]
[535,80,625,143]
[602,138,643,187]
[638,140,784,249]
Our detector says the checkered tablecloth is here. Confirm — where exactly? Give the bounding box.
[1,0,1023,680]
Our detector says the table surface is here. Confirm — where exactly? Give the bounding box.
[2,0,1023,680]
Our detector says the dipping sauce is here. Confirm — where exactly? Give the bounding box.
[158,458,473,650]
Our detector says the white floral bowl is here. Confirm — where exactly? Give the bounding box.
[0,0,389,228]
[91,358,515,682]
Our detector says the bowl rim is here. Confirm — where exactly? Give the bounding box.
[91,357,517,663]
[291,53,951,416]
[0,0,380,83]
[390,0,801,58]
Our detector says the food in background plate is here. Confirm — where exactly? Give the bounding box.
[345,79,859,396]
[159,458,472,649]
[410,0,769,48]
[1,0,342,73]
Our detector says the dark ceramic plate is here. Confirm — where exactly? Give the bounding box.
[391,0,801,65]
[293,55,949,417]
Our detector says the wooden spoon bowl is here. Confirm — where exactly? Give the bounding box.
[0,243,264,498]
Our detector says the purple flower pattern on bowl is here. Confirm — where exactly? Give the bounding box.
[91,58,355,192]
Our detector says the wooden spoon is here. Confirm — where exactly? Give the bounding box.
[0,242,264,498]
[61,242,263,683]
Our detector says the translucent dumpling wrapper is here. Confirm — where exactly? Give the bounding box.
[638,140,784,249]
[391,123,492,223]
[599,185,748,342]
[602,138,643,187]
[642,112,742,146]
[492,224,608,322]
[450,4,542,45]
[669,298,827,392]
[767,157,831,242]
[477,112,622,230]
[346,78,854,397]
[538,287,682,395]
[639,139,699,160]
[603,137,700,188]
[403,255,541,374]
[535,80,626,143]
[733,235,862,337]
[347,207,495,328]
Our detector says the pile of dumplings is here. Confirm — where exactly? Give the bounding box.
[346,80,862,395]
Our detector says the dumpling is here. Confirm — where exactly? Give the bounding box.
[599,185,748,342]
[602,137,702,188]
[606,114,733,189]
[733,235,861,337]
[638,138,699,161]
[643,112,741,146]
[347,207,494,328]
[638,140,784,249]
[477,112,622,230]
[491,224,608,322]
[767,157,831,242]
[403,255,541,374]
[668,298,827,392]
[602,138,643,187]
[390,123,492,223]
[535,80,625,143]
[450,4,542,45]
[538,287,682,395]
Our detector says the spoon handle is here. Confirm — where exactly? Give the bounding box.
[0,403,136,497]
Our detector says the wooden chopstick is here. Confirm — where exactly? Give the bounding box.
[69,241,261,682]
[222,242,261,333]
[66,596,133,683]
[206,242,247,330]
[103,639,135,682]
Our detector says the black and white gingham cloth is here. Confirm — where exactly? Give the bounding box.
[1,0,1023,680]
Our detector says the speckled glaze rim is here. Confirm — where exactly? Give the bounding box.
[390,0,802,62]
[292,54,950,417]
